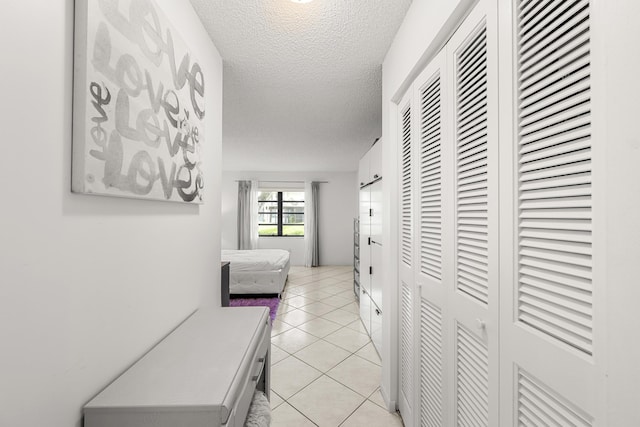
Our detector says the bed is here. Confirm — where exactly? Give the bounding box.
[221,249,290,296]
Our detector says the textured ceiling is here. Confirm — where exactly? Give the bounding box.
[189,0,413,172]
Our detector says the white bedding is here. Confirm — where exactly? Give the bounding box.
[222,249,289,272]
[222,249,290,295]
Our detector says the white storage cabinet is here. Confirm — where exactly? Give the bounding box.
[84,307,271,427]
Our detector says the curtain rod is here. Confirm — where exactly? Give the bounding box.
[234,180,329,183]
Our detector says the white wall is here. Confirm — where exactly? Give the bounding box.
[380,0,473,411]
[0,2,223,427]
[222,171,358,266]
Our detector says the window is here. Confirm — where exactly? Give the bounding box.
[258,191,305,236]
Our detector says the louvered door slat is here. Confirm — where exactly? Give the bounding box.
[518,314,591,352]
[458,120,487,144]
[519,188,591,206]
[419,73,443,281]
[459,74,487,110]
[520,158,590,181]
[520,276,592,305]
[519,0,585,50]
[458,50,487,89]
[401,104,413,268]
[459,147,489,169]
[420,300,443,427]
[520,264,590,292]
[458,351,489,391]
[518,0,558,35]
[522,276,589,308]
[459,31,486,67]
[517,0,593,356]
[520,255,590,280]
[519,102,589,140]
[456,22,489,305]
[521,93,589,133]
[520,235,591,254]
[519,125,589,155]
[400,282,414,404]
[519,196,590,211]
[519,293,591,327]
[458,279,488,302]
[457,325,489,427]
[517,369,592,427]
[519,1,589,60]
[421,87,440,110]
[459,91,487,122]
[519,67,589,113]
[520,80,589,122]
[520,246,590,267]
[518,0,544,20]
[458,240,488,254]
[519,29,589,84]
[459,98,487,127]
[519,218,590,231]
[519,230,590,247]
[458,378,488,416]
[520,166,590,188]
[421,123,441,142]
[459,248,489,265]
[459,143,488,165]
[520,285,591,316]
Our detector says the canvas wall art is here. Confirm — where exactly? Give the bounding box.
[72,0,205,203]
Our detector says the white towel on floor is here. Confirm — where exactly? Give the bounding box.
[245,390,271,427]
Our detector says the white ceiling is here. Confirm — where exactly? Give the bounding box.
[189,0,413,172]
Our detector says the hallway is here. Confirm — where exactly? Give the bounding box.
[269,266,403,427]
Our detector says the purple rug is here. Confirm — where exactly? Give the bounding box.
[229,297,280,322]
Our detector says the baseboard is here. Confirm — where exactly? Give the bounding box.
[380,384,397,413]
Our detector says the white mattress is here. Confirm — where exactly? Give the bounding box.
[222,249,289,272]
[222,249,290,295]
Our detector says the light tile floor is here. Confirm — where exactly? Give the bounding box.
[270,265,404,427]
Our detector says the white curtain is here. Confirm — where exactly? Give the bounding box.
[304,181,320,267]
[238,180,259,250]
[250,179,259,250]
[237,181,251,249]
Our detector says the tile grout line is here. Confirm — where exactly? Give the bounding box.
[272,265,386,426]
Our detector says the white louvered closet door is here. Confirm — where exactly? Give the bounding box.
[412,50,450,427]
[397,90,416,426]
[445,1,500,425]
[498,0,603,425]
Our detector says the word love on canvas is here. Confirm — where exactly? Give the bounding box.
[88,81,203,201]
[87,0,205,202]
